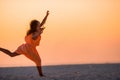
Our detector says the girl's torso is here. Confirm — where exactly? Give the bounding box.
[25,34,41,47]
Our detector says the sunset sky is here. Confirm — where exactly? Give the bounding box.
[0,0,120,67]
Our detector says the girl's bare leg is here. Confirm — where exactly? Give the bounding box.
[0,47,44,76]
[36,66,44,76]
[23,52,44,77]
[0,47,20,57]
[34,58,44,77]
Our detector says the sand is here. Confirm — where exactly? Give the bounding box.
[0,63,120,80]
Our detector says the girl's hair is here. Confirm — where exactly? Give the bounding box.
[27,20,45,36]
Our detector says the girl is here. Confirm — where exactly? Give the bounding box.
[0,10,49,77]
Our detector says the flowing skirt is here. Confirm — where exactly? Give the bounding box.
[15,43,41,66]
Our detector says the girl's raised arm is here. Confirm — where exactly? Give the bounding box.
[32,11,49,40]
[39,10,49,27]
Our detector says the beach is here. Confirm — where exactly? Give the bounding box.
[0,63,120,80]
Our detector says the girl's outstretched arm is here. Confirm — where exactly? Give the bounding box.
[32,11,49,40]
[39,10,49,27]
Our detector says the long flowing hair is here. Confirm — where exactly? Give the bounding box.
[27,20,45,36]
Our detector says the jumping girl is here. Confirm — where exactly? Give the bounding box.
[0,10,49,77]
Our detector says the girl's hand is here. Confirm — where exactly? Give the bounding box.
[46,10,49,16]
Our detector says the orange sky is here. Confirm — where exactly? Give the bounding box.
[0,0,120,67]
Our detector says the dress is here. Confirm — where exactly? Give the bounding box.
[14,34,41,66]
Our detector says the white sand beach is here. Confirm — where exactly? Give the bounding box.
[0,63,120,80]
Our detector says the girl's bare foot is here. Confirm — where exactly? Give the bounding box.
[40,74,46,77]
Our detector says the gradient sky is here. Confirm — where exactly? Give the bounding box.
[0,0,120,67]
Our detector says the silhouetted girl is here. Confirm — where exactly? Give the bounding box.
[0,11,49,77]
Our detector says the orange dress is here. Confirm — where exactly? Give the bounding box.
[15,34,41,66]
